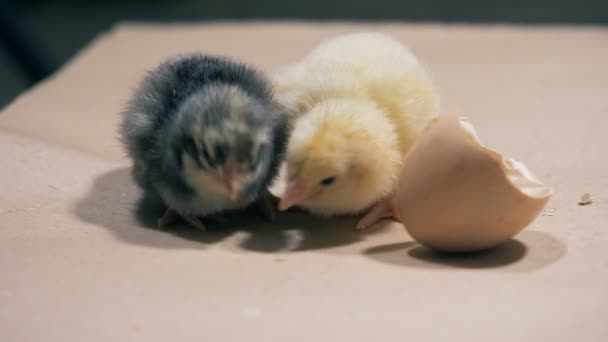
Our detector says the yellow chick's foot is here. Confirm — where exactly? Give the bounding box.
[255,190,279,222]
[157,208,207,231]
[356,196,399,230]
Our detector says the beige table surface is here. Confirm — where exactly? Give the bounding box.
[1,22,607,341]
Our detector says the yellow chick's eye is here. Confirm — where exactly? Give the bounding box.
[320,176,336,186]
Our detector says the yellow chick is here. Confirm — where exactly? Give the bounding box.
[274,32,439,229]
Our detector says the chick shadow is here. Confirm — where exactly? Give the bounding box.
[363,230,566,272]
[73,167,388,253]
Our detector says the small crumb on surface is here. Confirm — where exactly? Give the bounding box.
[542,208,557,216]
[578,193,592,206]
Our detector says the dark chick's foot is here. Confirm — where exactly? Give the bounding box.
[181,214,207,231]
[256,190,279,222]
[158,208,180,228]
[157,208,207,230]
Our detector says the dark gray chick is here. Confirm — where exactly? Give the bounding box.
[120,53,288,229]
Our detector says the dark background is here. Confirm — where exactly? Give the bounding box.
[1,0,607,107]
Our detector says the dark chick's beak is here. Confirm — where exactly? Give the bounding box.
[222,163,242,201]
[279,180,310,211]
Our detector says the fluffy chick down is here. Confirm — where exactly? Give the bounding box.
[120,53,288,228]
[274,32,439,228]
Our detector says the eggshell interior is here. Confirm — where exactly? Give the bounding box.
[393,113,552,252]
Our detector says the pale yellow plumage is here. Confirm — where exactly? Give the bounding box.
[275,32,440,228]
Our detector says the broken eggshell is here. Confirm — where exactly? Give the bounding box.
[393,113,552,252]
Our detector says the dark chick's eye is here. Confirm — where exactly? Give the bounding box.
[200,145,212,163]
[320,176,336,186]
[214,144,227,164]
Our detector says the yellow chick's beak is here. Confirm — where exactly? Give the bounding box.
[222,164,241,201]
[279,180,310,211]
